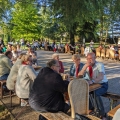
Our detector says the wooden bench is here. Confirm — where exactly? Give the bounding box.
[107,104,120,118]
[40,112,73,120]
[102,92,120,110]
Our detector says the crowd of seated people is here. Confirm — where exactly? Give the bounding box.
[0,43,40,105]
[1,40,119,120]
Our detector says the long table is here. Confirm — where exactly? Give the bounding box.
[89,83,102,92]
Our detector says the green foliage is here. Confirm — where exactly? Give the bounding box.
[1,0,120,44]
[11,2,41,40]
[0,105,12,120]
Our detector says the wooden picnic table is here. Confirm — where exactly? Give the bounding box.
[64,76,102,101]
[69,76,102,92]
[33,66,42,71]
[107,104,120,118]
[89,83,102,92]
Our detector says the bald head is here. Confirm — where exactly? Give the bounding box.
[87,52,96,65]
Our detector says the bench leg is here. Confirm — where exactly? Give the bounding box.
[10,91,12,107]
[1,82,4,99]
[39,115,47,120]
[110,99,114,110]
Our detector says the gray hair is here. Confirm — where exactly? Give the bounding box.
[47,59,57,68]
[52,53,59,59]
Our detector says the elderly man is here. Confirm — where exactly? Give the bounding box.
[29,59,69,114]
[78,52,108,119]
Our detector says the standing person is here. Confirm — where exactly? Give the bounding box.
[52,53,64,73]
[20,38,25,50]
[17,44,22,56]
[90,40,94,49]
[29,59,69,114]
[70,54,84,77]
[78,52,108,120]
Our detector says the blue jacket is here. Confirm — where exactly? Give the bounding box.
[70,63,84,76]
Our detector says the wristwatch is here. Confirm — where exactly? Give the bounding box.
[92,80,95,83]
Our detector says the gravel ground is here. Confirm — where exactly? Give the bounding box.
[1,50,120,120]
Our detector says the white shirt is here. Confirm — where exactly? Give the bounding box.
[84,62,108,83]
[92,62,108,83]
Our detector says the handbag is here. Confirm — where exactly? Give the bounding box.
[75,113,91,120]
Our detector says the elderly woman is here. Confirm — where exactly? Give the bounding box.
[26,47,38,65]
[6,53,25,90]
[70,54,85,77]
[15,55,37,106]
[52,53,64,73]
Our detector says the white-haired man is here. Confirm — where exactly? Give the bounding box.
[78,52,108,120]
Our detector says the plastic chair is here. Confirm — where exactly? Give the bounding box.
[68,79,101,120]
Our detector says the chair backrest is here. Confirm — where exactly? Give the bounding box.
[101,48,106,57]
[118,50,120,54]
[68,79,89,118]
[95,48,101,57]
[80,47,85,55]
[113,108,120,120]
[106,49,110,58]
[109,50,115,59]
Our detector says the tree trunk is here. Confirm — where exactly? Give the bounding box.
[112,23,116,44]
[100,16,103,42]
[69,30,74,45]
[104,29,108,46]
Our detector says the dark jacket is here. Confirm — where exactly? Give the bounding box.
[29,67,69,112]
[70,63,84,76]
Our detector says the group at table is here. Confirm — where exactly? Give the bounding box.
[29,53,108,120]
[0,46,108,120]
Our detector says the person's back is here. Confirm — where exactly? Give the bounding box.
[16,64,36,99]
[0,54,12,79]
[29,66,69,112]
[6,59,22,90]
